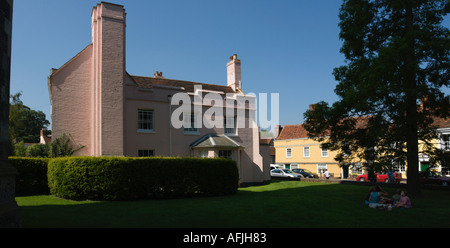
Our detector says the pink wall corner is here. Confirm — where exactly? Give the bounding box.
[50,45,93,156]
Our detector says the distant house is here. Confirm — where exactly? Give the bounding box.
[273,123,353,178]
[39,128,51,145]
[419,116,450,176]
[274,110,450,178]
[48,2,268,185]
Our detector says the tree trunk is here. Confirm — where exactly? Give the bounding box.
[405,2,421,197]
[406,107,421,197]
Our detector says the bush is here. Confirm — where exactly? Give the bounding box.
[9,157,50,196]
[26,143,50,158]
[13,141,27,157]
[47,157,239,201]
[49,134,84,157]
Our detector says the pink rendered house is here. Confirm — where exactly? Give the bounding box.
[48,2,267,184]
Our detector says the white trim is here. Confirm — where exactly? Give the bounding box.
[286,148,292,158]
[209,136,216,146]
[303,147,310,158]
[223,135,242,147]
[317,163,327,174]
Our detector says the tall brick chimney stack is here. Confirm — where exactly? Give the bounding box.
[91,2,126,156]
[227,54,241,91]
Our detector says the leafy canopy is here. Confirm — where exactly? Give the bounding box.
[304,0,449,176]
[9,92,50,143]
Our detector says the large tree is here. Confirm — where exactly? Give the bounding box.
[304,0,449,196]
[9,92,50,143]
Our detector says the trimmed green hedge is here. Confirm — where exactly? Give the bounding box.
[9,157,50,196]
[47,157,239,201]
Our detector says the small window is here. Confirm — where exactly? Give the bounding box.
[304,147,310,158]
[219,150,232,159]
[198,150,208,158]
[224,116,236,135]
[286,148,292,158]
[138,109,154,131]
[321,147,328,157]
[138,150,154,157]
[184,113,198,133]
[317,163,327,174]
[392,161,406,174]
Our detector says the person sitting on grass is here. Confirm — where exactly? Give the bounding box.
[367,185,389,209]
[394,191,411,209]
[391,189,401,204]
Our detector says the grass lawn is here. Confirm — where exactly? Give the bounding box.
[16,181,450,228]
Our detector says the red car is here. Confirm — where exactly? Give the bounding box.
[356,172,402,183]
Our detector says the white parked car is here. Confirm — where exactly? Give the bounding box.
[270,164,280,170]
[270,169,301,179]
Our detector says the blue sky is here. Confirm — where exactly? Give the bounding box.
[10,0,450,130]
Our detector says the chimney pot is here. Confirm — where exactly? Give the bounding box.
[154,71,164,78]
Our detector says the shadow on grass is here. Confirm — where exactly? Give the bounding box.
[16,181,450,228]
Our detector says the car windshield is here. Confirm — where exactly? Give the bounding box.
[282,169,292,174]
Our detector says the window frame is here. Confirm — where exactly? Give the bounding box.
[224,115,237,135]
[184,112,199,134]
[286,148,292,158]
[303,147,310,158]
[317,163,327,174]
[321,147,328,157]
[137,109,155,133]
[219,150,233,159]
[198,150,209,158]
[138,149,154,157]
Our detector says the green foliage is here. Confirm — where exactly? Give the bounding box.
[47,157,239,201]
[13,141,27,157]
[9,92,50,143]
[9,157,50,196]
[303,0,449,195]
[49,134,83,157]
[11,134,81,158]
[26,143,50,158]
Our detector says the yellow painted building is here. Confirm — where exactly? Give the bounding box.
[418,117,450,175]
[273,124,359,178]
[273,116,450,179]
